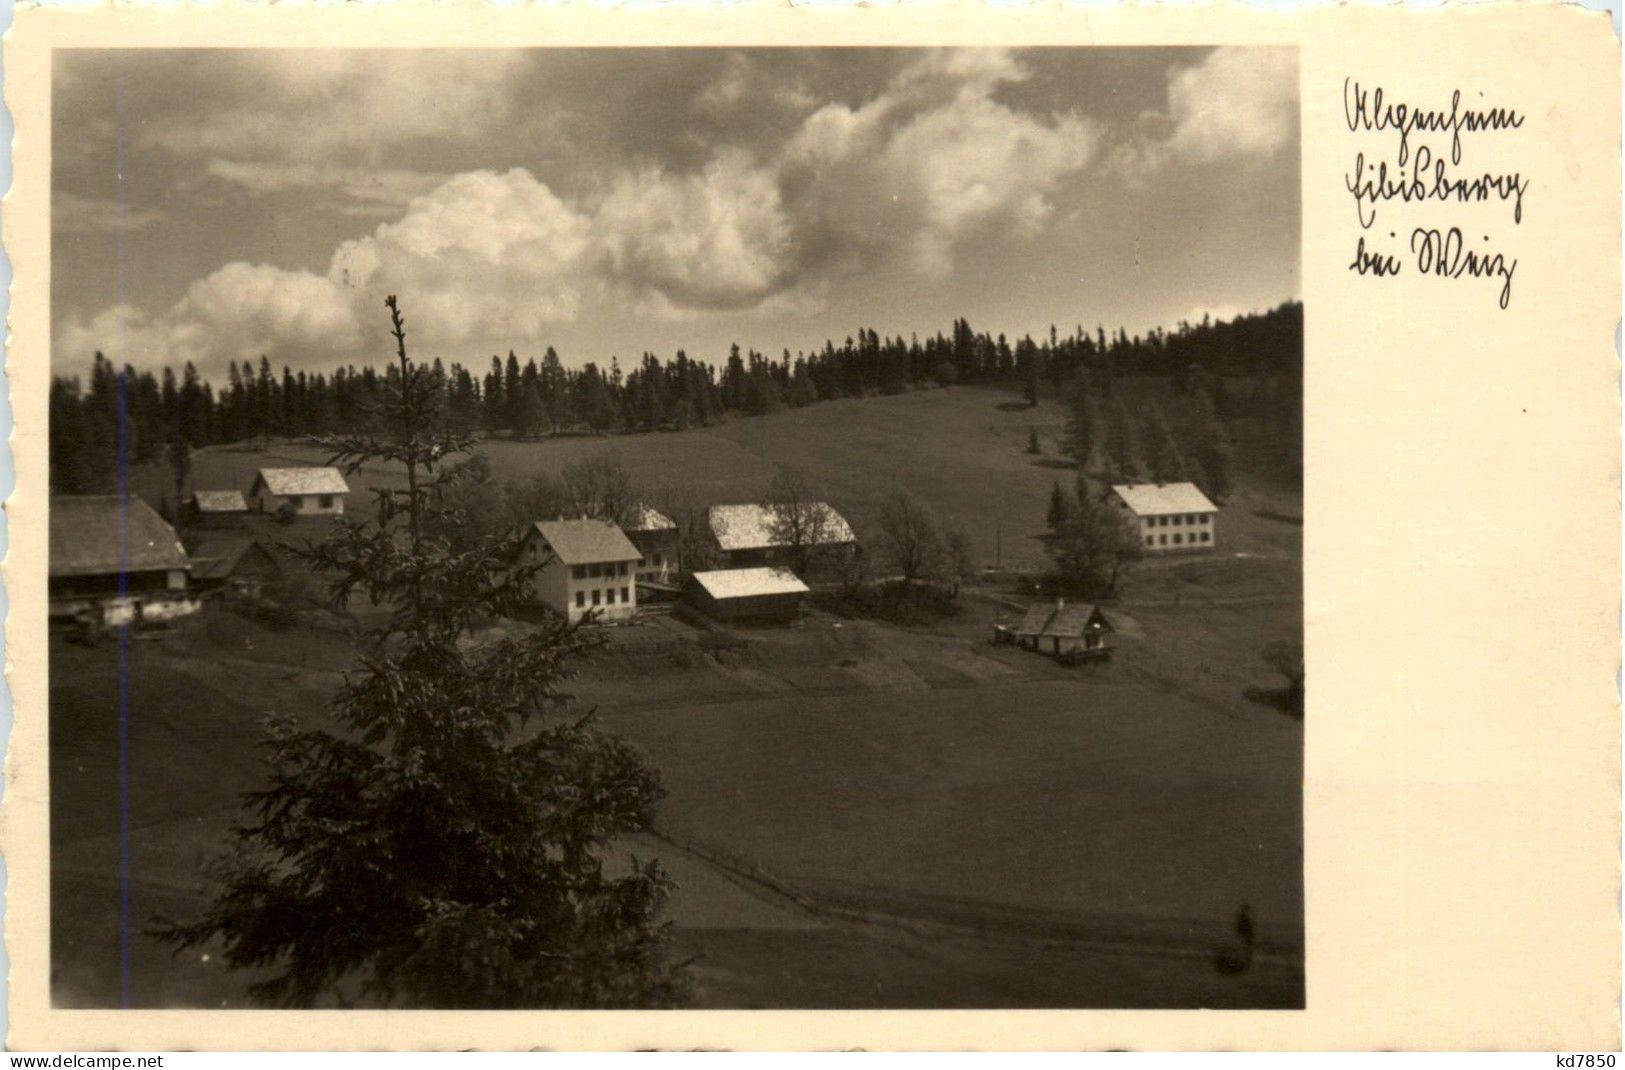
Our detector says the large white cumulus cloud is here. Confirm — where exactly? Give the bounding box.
[784,48,1100,277]
[329,169,597,343]
[62,162,802,369]
[594,152,794,310]
[1114,47,1298,174]
[59,264,362,373]
[1164,47,1297,164]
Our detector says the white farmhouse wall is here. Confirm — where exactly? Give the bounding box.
[527,538,638,623]
[563,561,638,623]
[142,595,203,621]
[1137,511,1217,553]
[533,550,573,618]
[255,489,345,516]
[96,594,201,625]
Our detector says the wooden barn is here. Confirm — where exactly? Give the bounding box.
[49,495,199,625]
[187,489,249,524]
[188,536,282,597]
[684,567,809,623]
[707,502,857,571]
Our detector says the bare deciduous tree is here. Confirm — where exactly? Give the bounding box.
[878,492,945,587]
[764,468,841,576]
[657,487,726,574]
[562,450,637,527]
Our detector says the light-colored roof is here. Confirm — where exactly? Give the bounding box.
[50,495,189,577]
[531,518,640,565]
[1013,602,1111,638]
[625,505,676,533]
[708,502,856,553]
[1110,482,1216,517]
[689,567,810,600]
[191,490,248,513]
[254,467,350,497]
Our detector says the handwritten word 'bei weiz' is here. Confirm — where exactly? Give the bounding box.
[1344,78,1525,166]
[1350,228,1518,309]
[1345,148,1528,229]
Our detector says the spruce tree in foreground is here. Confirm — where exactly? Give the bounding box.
[155,297,686,1009]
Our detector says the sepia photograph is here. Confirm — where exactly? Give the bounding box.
[47,46,1303,1011]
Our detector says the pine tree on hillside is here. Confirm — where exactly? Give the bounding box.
[256,355,275,449]
[153,297,687,1010]
[1022,336,1041,407]
[1046,479,1072,532]
[1104,399,1135,483]
[1139,411,1182,484]
[1061,374,1093,471]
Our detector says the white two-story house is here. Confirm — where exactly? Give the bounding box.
[521,517,642,623]
[1111,482,1218,553]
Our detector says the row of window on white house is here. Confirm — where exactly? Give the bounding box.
[1143,513,1210,527]
[571,562,631,580]
[575,586,633,608]
[1147,532,1211,546]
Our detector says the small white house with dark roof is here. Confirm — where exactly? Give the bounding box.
[250,467,350,517]
[522,517,642,622]
[1111,481,1217,553]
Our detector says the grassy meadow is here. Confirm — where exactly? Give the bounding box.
[60,375,1304,1008]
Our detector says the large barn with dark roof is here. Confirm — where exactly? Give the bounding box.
[49,495,200,624]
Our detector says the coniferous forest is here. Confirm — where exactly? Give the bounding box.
[50,301,1301,495]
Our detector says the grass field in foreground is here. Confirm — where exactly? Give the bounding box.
[68,377,1302,1008]
[51,583,1301,1008]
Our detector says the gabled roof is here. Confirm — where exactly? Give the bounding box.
[253,467,349,497]
[689,567,810,600]
[1110,482,1216,517]
[191,489,248,513]
[708,502,856,553]
[625,505,676,533]
[1013,601,1111,639]
[530,518,640,565]
[50,495,189,577]
[188,537,279,581]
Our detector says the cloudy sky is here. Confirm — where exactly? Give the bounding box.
[53,47,1298,378]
